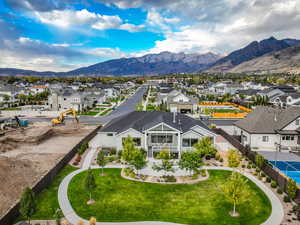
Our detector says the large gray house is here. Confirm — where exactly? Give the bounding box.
[94,111,216,159]
[234,106,300,151]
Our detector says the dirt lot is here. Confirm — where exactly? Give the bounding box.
[0,122,97,218]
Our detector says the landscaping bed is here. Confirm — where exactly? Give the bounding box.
[68,168,271,225]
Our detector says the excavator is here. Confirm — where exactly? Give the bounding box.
[51,108,79,126]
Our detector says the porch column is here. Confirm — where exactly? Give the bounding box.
[177,132,181,158]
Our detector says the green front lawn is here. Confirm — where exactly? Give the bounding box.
[68,169,271,225]
[16,165,78,221]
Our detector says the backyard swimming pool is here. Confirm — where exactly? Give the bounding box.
[269,161,300,184]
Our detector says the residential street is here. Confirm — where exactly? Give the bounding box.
[25,86,147,125]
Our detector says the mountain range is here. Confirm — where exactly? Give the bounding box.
[1,37,300,76]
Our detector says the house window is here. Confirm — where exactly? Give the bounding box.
[282,135,294,141]
[262,136,269,142]
[133,138,141,146]
[107,133,113,136]
[296,119,300,125]
[182,138,198,147]
[151,134,173,143]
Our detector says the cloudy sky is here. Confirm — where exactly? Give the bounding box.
[0,0,300,71]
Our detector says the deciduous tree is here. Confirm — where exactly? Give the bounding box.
[221,172,249,217]
[85,168,97,202]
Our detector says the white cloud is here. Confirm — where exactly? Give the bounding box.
[146,8,179,33]
[35,8,144,32]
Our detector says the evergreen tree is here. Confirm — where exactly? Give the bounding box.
[19,187,36,224]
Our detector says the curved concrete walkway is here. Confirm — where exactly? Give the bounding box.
[58,148,284,225]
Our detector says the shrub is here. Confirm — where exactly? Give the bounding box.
[247,164,251,169]
[292,205,300,220]
[277,188,283,194]
[227,149,241,168]
[255,168,261,173]
[162,175,176,182]
[261,172,266,177]
[219,158,224,162]
[287,179,298,200]
[242,164,245,168]
[284,195,291,203]
[215,153,220,160]
[271,181,278,188]
[266,177,271,183]
[200,169,207,177]
[75,155,81,163]
[124,168,135,178]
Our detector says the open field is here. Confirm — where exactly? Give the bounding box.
[68,169,271,225]
[0,122,96,218]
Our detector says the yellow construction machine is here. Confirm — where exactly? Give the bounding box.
[51,109,79,126]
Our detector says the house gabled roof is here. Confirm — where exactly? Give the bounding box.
[101,111,213,135]
[234,106,300,134]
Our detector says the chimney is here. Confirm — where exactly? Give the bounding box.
[173,111,176,123]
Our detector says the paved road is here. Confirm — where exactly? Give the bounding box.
[26,86,147,125]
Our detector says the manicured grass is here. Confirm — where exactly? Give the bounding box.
[204,108,242,114]
[19,165,78,221]
[68,169,271,225]
[80,111,99,116]
[2,107,21,111]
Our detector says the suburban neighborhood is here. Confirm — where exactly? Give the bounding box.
[2,0,300,225]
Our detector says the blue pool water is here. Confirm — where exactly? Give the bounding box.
[269,161,300,184]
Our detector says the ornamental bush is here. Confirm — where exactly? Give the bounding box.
[271,181,277,188]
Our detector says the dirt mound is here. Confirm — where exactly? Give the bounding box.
[0,156,40,216]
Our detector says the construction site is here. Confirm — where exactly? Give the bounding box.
[0,111,98,219]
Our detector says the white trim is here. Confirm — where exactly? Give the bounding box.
[190,124,217,136]
[144,122,180,133]
[116,128,143,137]
[182,129,204,137]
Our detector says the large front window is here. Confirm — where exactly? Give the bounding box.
[182,138,198,147]
[151,134,173,144]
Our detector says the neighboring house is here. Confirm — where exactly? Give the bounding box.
[273,93,300,107]
[209,82,242,95]
[95,111,216,159]
[29,85,48,94]
[258,85,296,102]
[48,90,90,112]
[95,83,120,98]
[234,106,300,151]
[167,92,198,114]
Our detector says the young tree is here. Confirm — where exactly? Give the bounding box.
[178,151,203,175]
[130,149,147,175]
[19,187,36,224]
[227,149,241,168]
[287,179,298,200]
[221,172,249,217]
[97,150,108,176]
[255,154,265,169]
[194,137,217,158]
[85,168,97,203]
[152,149,174,175]
[122,136,136,163]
